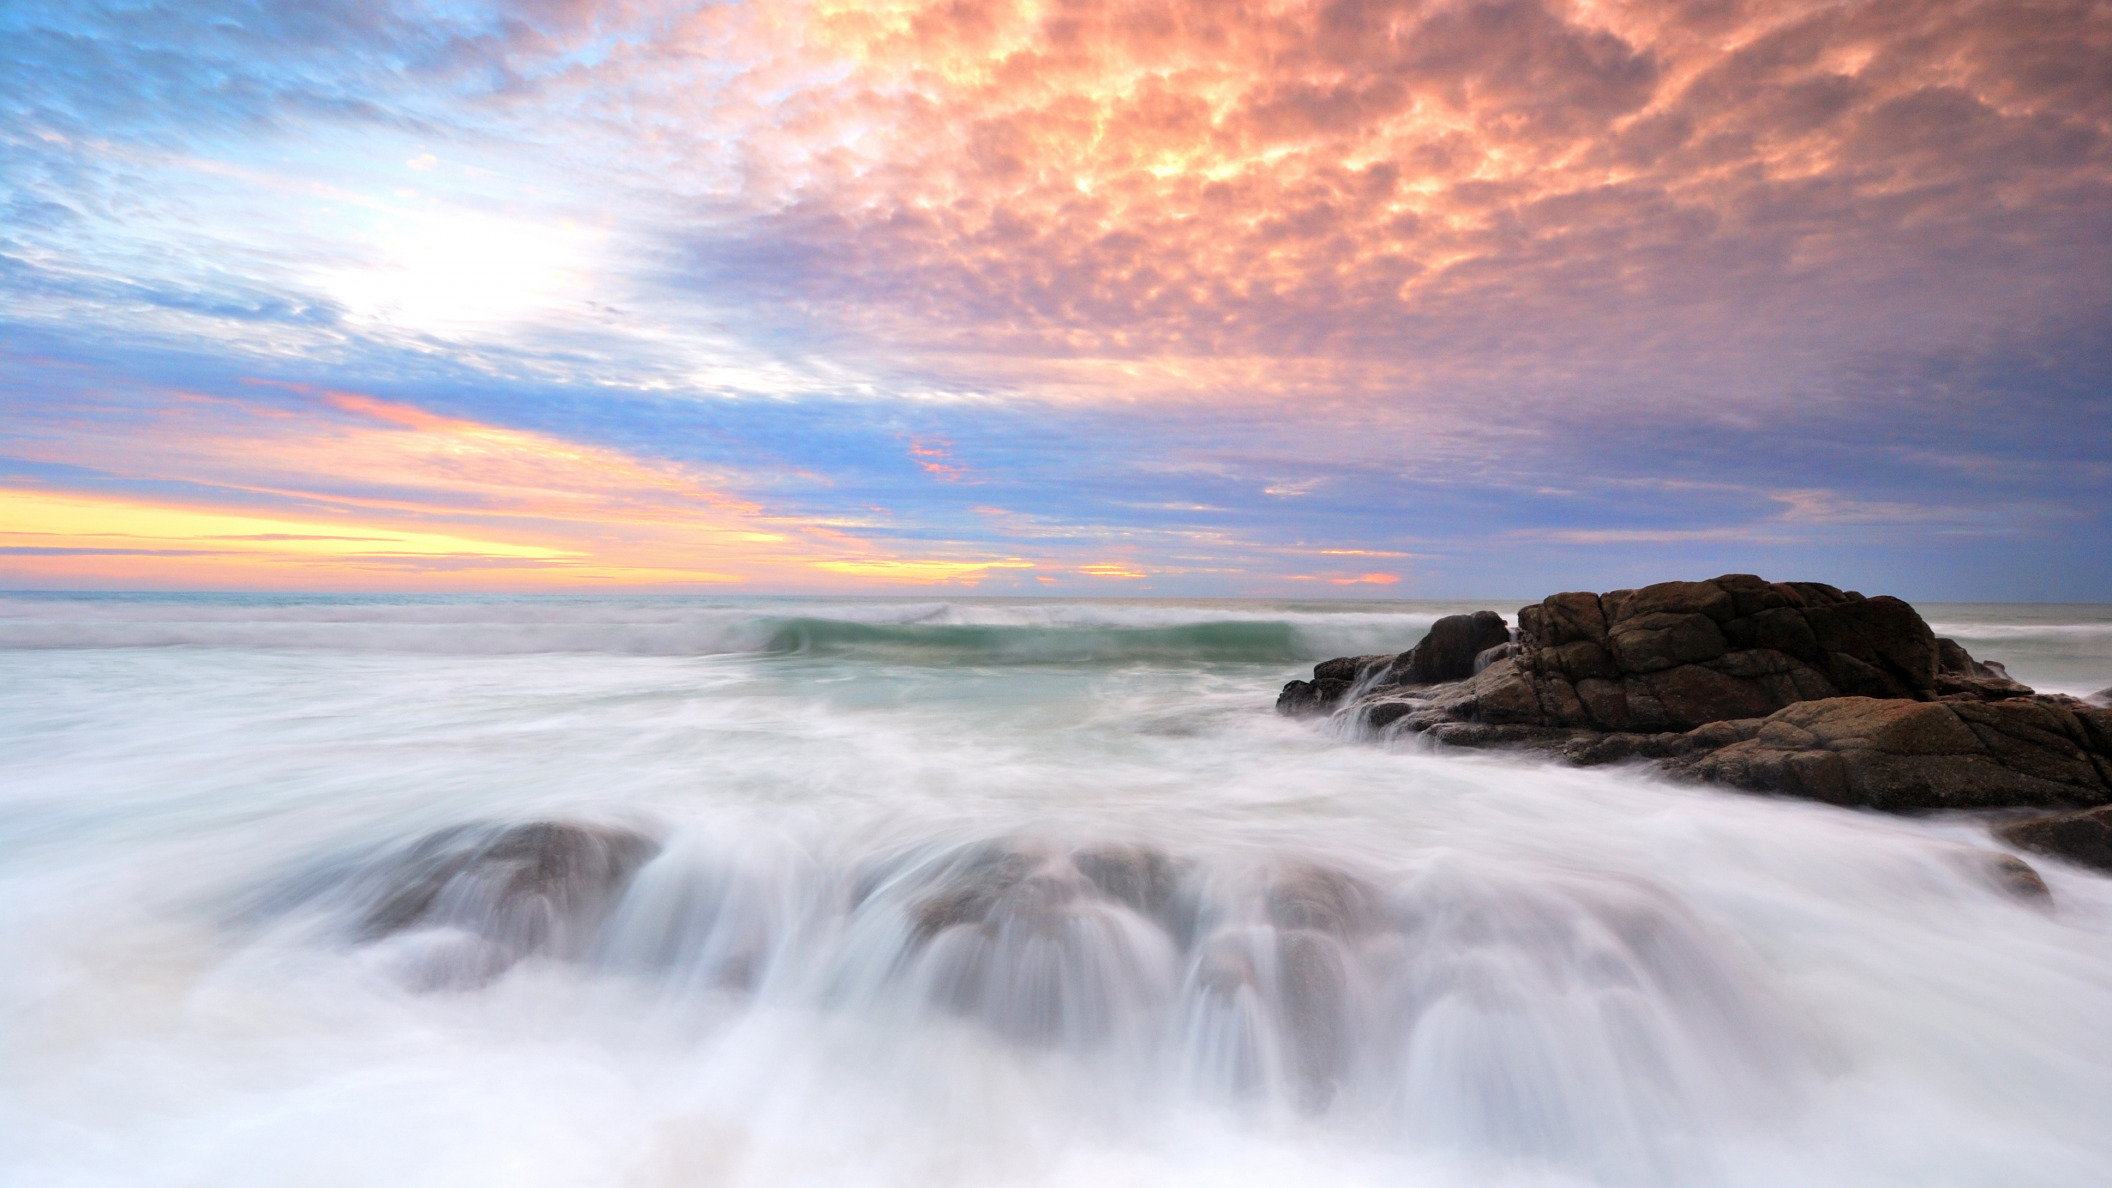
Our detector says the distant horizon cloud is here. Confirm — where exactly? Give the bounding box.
[2,0,2107,598]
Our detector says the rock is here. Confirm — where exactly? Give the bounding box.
[1645,662,1782,730]
[2088,687,2112,709]
[1936,671,2039,700]
[1277,928,1349,1110]
[1309,576,1958,736]
[1389,611,1512,685]
[1997,806,2112,873]
[1262,863,1377,1110]
[1277,654,1397,715]
[1939,849,2053,902]
[1277,677,1348,715]
[1935,637,1977,674]
[911,845,1039,939]
[1072,844,1183,925]
[1932,635,2037,700]
[1314,653,1398,683]
[1266,863,1376,936]
[1977,852,2053,902]
[904,843,1192,1047]
[1663,697,2112,811]
[1277,575,2112,815]
[1609,611,1728,673]
[352,821,661,984]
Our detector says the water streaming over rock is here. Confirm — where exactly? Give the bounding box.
[3,594,2111,1186]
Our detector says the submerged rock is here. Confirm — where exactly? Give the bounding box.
[1279,576,2112,822]
[350,820,661,985]
[1978,852,2054,902]
[1998,806,2112,874]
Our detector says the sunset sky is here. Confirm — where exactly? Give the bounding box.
[3,0,2107,596]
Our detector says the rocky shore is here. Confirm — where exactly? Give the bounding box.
[1279,575,2112,875]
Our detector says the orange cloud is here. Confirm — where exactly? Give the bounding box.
[0,387,1039,590]
[908,438,970,482]
[534,0,2109,420]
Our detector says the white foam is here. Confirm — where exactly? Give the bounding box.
[1,598,2109,1186]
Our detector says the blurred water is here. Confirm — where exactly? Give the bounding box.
[1,594,2109,1188]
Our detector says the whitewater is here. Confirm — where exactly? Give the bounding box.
[3,593,2111,1188]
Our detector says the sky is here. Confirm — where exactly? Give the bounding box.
[1,0,2108,598]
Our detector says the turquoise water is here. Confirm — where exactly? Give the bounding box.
[1,594,2108,1187]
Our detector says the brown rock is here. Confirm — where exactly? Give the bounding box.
[1616,580,1737,623]
[1723,607,1819,659]
[1520,591,1608,647]
[1609,612,1730,674]
[1536,674,1587,722]
[1469,657,1545,724]
[1999,806,2112,873]
[1717,573,1793,618]
[1771,698,1981,754]
[1646,664,1779,730]
[1934,637,1977,675]
[1277,678,1350,715]
[1956,851,2053,902]
[1277,576,2112,815]
[1667,697,2111,811]
[1619,674,1671,731]
[1391,611,1511,684]
[1574,677,1629,729]
[2077,706,2112,752]
[1313,653,1397,683]
[1803,597,1936,697]
[1540,639,1619,682]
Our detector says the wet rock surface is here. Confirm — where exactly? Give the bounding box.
[246,822,1875,1125]
[1997,806,2112,874]
[330,821,662,986]
[1279,576,2112,866]
[1975,851,2054,902]
[1662,696,2112,811]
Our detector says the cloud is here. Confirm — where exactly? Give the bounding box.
[0,379,1050,589]
[1,0,2108,595]
[9,0,2106,405]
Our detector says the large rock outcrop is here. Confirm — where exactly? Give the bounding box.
[1278,577,2112,867]
[1508,576,1942,732]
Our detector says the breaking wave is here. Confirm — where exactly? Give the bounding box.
[0,593,1471,665]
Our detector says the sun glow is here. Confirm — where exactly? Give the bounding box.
[321,206,601,329]
[0,488,574,562]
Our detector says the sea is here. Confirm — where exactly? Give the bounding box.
[2,593,2110,1188]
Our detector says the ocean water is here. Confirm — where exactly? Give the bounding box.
[1,593,2110,1188]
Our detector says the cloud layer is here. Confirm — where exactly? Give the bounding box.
[2,0,2107,594]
